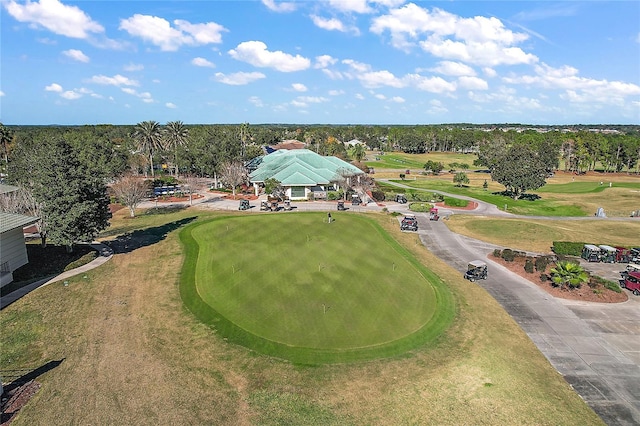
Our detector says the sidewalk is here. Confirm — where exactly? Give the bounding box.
[0,242,113,310]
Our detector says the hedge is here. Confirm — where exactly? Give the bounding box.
[552,241,587,256]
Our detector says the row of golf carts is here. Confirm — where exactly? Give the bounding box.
[581,245,640,263]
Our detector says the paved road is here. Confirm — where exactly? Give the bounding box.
[406,210,640,426]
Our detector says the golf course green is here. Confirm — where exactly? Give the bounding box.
[180,212,454,364]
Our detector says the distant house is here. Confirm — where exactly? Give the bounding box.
[249,149,364,200]
[0,185,39,287]
[270,139,306,151]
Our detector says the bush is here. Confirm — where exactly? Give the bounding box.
[535,256,549,272]
[493,249,502,258]
[589,275,623,293]
[370,189,385,202]
[552,241,587,256]
[409,202,432,213]
[443,197,468,208]
[540,273,549,282]
[524,259,534,273]
[501,249,515,262]
[327,190,343,201]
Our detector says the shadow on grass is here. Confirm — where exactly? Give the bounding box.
[105,216,197,254]
[492,191,541,201]
[0,359,64,394]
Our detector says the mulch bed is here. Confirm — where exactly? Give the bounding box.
[490,255,628,303]
[435,201,478,210]
[1,381,40,425]
[156,194,204,203]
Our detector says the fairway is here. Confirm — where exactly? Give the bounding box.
[180,212,453,363]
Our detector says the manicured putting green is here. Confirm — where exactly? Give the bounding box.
[180,212,453,364]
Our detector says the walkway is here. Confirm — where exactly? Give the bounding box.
[0,242,113,310]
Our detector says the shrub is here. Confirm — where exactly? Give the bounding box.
[370,189,385,202]
[589,275,623,293]
[409,202,432,213]
[327,190,343,201]
[552,241,587,256]
[501,249,515,262]
[524,259,534,273]
[540,273,549,282]
[493,249,502,258]
[535,256,549,272]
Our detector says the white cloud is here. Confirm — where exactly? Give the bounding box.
[124,63,144,72]
[374,93,386,100]
[121,87,154,103]
[0,91,4,97]
[355,93,365,100]
[468,86,543,111]
[62,49,89,63]
[391,96,405,103]
[328,0,371,14]
[291,83,307,92]
[261,0,297,13]
[119,14,227,51]
[45,83,63,92]
[192,57,216,68]
[359,70,405,88]
[165,102,177,108]
[458,76,488,90]
[430,61,475,76]
[297,96,329,103]
[483,67,497,78]
[249,96,264,107]
[406,74,457,93]
[228,41,310,72]
[4,0,104,39]
[311,15,347,32]
[60,90,82,100]
[503,62,640,105]
[214,71,266,85]
[371,4,537,66]
[88,74,138,86]
[328,89,345,96]
[315,55,338,69]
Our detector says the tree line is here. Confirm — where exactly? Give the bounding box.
[1,122,639,250]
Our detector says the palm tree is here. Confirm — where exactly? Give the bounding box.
[164,121,189,176]
[133,121,163,177]
[550,261,589,290]
[351,143,366,162]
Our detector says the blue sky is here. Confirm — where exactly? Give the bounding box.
[1,0,639,125]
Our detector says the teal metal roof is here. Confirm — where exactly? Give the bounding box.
[0,212,39,234]
[249,149,363,185]
[0,184,19,195]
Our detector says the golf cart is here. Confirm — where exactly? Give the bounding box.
[260,201,269,211]
[283,200,292,211]
[400,214,418,231]
[395,194,407,204]
[620,263,640,280]
[620,271,640,296]
[598,245,617,263]
[581,244,601,262]
[238,199,250,210]
[270,201,279,212]
[352,194,362,206]
[337,201,346,211]
[464,260,488,282]
[429,207,439,221]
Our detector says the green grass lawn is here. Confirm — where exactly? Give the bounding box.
[180,212,454,364]
[366,152,477,170]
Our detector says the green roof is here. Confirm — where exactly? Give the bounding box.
[0,212,39,234]
[249,149,363,185]
[0,184,19,195]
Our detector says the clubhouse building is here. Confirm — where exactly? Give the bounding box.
[248,149,364,200]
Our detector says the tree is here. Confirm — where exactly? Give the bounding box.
[133,121,164,177]
[550,261,589,290]
[491,145,547,199]
[423,160,444,175]
[350,143,366,162]
[112,175,150,217]
[164,121,189,176]
[9,138,110,252]
[453,172,469,187]
[0,122,13,168]
[219,161,247,198]
[264,178,284,199]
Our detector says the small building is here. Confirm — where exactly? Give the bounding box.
[0,184,40,287]
[0,212,39,287]
[249,149,364,200]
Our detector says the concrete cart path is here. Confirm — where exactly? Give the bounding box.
[415,214,640,426]
[1,242,113,310]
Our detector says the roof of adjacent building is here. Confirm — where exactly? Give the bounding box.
[249,149,364,186]
[0,184,19,195]
[0,212,39,234]
[270,139,306,150]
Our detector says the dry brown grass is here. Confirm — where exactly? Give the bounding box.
[4,208,602,425]
[446,216,640,253]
